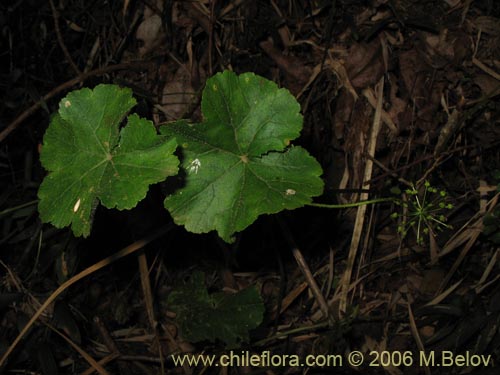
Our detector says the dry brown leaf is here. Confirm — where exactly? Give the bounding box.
[387,73,407,130]
[421,30,471,68]
[345,40,385,89]
[136,2,165,57]
[473,16,500,36]
[398,48,444,130]
[474,73,500,95]
[157,65,202,120]
[259,39,312,94]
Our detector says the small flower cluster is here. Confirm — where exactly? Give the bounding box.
[391,181,454,245]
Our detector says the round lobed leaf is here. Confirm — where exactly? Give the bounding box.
[161,71,324,242]
[38,84,179,237]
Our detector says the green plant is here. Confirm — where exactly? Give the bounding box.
[38,71,326,242]
[37,70,391,242]
[167,271,264,346]
[391,181,454,245]
[159,72,324,242]
[38,84,179,237]
[34,72,397,346]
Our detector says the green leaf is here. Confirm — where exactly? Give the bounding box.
[167,271,264,346]
[38,84,179,237]
[160,71,324,242]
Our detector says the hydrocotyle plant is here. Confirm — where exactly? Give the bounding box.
[38,71,324,242]
[391,181,453,245]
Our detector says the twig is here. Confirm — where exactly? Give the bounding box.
[363,86,398,134]
[253,321,329,347]
[339,77,384,314]
[408,303,431,375]
[94,317,120,355]
[48,0,82,76]
[138,253,156,330]
[438,193,498,293]
[325,247,335,299]
[472,57,500,81]
[0,224,171,368]
[93,316,131,374]
[45,322,111,375]
[439,193,499,258]
[137,252,166,374]
[0,61,153,143]
[113,355,163,364]
[276,217,334,326]
[208,0,215,76]
[79,354,119,375]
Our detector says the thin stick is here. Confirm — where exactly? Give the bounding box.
[408,303,431,375]
[93,316,131,375]
[49,0,81,76]
[339,77,384,313]
[208,0,217,75]
[79,354,120,375]
[138,253,156,330]
[277,217,334,326]
[0,224,171,368]
[137,252,166,374]
[94,316,120,355]
[0,61,153,143]
[45,322,110,375]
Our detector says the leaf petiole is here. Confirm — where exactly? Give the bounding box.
[307,197,393,209]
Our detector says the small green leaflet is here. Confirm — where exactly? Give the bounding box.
[38,84,179,237]
[167,271,264,346]
[161,71,324,242]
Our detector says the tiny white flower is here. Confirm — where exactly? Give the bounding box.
[188,158,201,174]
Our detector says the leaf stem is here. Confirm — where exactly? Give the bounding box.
[307,197,393,209]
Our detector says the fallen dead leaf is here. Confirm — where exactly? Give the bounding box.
[136,1,165,57]
[345,39,386,89]
[259,38,312,94]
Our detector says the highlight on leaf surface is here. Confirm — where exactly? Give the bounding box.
[38,84,179,237]
[161,71,324,242]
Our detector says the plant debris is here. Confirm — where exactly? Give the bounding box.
[1,0,499,374]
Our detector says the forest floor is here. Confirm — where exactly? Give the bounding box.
[1,1,499,374]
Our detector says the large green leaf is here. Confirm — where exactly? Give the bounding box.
[167,271,264,346]
[38,84,179,237]
[160,71,324,242]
